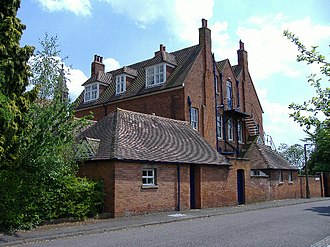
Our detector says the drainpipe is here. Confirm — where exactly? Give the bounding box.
[188,96,192,124]
[212,54,219,152]
[177,163,181,211]
[236,79,240,110]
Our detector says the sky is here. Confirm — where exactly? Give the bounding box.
[17,0,330,147]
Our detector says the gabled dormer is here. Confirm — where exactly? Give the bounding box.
[145,44,177,88]
[114,66,138,95]
[82,55,111,103]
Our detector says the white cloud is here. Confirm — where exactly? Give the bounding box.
[103,57,120,72]
[34,0,92,16]
[66,68,87,101]
[235,14,330,81]
[259,92,306,146]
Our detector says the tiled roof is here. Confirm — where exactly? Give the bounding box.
[82,71,112,86]
[78,108,229,166]
[245,142,297,170]
[76,45,201,109]
[217,59,228,73]
[232,65,243,79]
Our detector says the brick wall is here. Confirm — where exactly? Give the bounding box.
[299,175,322,198]
[199,158,251,208]
[77,160,115,214]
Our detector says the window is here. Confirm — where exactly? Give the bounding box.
[217,114,223,139]
[288,171,293,183]
[279,170,283,183]
[84,83,98,102]
[142,169,156,186]
[228,118,234,141]
[237,121,243,143]
[116,75,126,95]
[250,170,267,177]
[226,80,232,109]
[146,64,165,87]
[215,76,219,94]
[190,107,198,130]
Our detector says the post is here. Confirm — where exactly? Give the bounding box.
[304,144,311,198]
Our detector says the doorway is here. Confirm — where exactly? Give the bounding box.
[237,169,245,205]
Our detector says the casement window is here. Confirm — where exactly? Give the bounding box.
[142,169,156,186]
[146,64,166,88]
[84,83,98,102]
[279,170,283,183]
[217,114,223,139]
[215,76,219,94]
[226,80,232,109]
[250,170,267,177]
[190,107,198,130]
[288,171,293,183]
[237,121,243,143]
[228,118,234,141]
[116,75,126,95]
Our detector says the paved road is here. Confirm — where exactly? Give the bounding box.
[19,200,330,247]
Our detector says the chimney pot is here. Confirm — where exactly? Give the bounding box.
[94,54,97,61]
[201,18,208,28]
[239,40,245,50]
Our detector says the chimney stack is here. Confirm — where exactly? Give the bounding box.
[91,54,105,77]
[199,18,211,48]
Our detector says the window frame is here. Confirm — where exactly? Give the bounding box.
[228,118,234,141]
[146,63,166,88]
[288,170,293,183]
[84,83,99,102]
[190,107,198,130]
[142,168,157,187]
[115,74,126,95]
[237,121,243,143]
[226,80,233,109]
[217,114,223,139]
[278,170,283,183]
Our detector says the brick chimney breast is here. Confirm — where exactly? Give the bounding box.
[91,54,105,76]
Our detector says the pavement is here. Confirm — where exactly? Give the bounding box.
[0,197,329,247]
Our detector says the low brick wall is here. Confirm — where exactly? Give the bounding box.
[299,175,322,198]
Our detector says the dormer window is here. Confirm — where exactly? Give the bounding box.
[116,75,126,95]
[84,83,99,102]
[146,64,166,88]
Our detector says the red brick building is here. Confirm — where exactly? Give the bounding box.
[75,19,322,216]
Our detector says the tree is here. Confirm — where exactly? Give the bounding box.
[283,30,330,173]
[0,0,37,168]
[278,143,305,171]
[0,34,102,232]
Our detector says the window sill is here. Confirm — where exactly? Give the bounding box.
[141,185,159,189]
[251,175,269,178]
[278,182,284,185]
[288,181,293,185]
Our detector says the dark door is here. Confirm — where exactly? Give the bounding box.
[190,165,196,209]
[237,169,245,205]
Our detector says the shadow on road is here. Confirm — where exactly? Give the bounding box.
[305,206,330,216]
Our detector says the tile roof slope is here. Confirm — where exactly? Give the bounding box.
[216,59,228,73]
[246,142,297,170]
[76,45,202,109]
[232,65,242,78]
[79,108,229,166]
[82,71,112,86]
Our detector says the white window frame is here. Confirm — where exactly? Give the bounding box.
[115,75,126,95]
[279,170,283,183]
[146,64,166,88]
[237,121,243,143]
[142,169,156,186]
[190,107,198,130]
[228,118,234,141]
[288,170,293,183]
[217,114,223,139]
[226,80,233,109]
[84,83,99,102]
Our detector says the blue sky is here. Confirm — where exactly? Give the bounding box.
[17,0,330,147]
